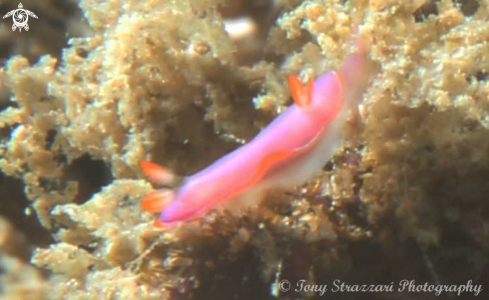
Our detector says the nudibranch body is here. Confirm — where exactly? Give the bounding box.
[140,37,370,227]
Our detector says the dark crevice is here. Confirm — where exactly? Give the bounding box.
[64,154,113,205]
[219,0,285,65]
[475,71,489,81]
[0,98,17,111]
[454,0,480,16]
[0,173,54,247]
[45,129,57,149]
[0,125,13,142]
[424,220,487,286]
[413,0,439,23]
[194,247,269,300]
[414,0,478,23]
[75,48,89,59]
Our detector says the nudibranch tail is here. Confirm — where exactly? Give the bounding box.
[287,75,314,107]
[140,161,174,186]
[339,33,373,108]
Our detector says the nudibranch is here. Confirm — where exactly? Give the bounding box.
[140,37,371,227]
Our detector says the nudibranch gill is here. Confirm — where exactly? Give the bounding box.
[140,38,371,227]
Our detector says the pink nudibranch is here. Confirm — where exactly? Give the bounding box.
[140,39,371,227]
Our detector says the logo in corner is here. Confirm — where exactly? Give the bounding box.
[2,3,38,32]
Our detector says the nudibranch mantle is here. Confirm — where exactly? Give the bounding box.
[140,41,370,227]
